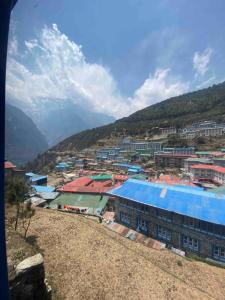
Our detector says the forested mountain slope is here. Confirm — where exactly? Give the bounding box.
[53,81,225,151]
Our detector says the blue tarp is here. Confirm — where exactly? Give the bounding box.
[32,185,55,193]
[108,179,225,226]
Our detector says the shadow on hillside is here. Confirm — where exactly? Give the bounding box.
[26,235,45,256]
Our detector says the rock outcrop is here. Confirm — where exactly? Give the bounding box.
[9,253,51,300]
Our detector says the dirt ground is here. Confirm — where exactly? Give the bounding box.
[15,208,224,300]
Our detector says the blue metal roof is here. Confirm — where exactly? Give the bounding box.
[113,163,143,169]
[25,172,35,177]
[31,175,47,182]
[108,179,225,226]
[32,185,55,193]
[128,168,139,173]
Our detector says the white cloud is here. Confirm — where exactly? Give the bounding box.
[8,34,18,56]
[196,76,216,89]
[6,24,188,119]
[132,69,188,110]
[193,48,213,77]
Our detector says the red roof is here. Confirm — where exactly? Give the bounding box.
[150,174,195,186]
[89,180,112,188]
[4,161,16,169]
[57,181,122,194]
[65,176,93,187]
[113,174,128,181]
[191,164,225,174]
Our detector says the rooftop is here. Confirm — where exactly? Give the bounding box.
[191,164,225,173]
[49,193,108,211]
[4,161,16,169]
[108,179,225,226]
[32,185,55,193]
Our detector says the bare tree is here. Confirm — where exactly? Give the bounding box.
[20,200,35,238]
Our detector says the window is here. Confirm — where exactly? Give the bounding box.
[183,235,199,251]
[213,246,225,262]
[156,209,172,222]
[137,218,148,233]
[120,211,131,225]
[138,204,148,213]
[183,216,195,228]
[157,225,171,241]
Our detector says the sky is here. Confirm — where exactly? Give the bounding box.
[6,0,225,119]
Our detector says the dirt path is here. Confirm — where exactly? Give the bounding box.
[28,208,225,300]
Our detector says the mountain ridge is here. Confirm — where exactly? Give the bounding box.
[5,104,48,166]
[53,81,225,152]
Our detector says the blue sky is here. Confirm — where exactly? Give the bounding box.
[6,0,225,119]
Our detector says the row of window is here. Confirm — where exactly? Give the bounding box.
[119,212,225,262]
[119,201,225,238]
[183,216,225,238]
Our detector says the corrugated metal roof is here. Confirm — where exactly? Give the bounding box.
[4,161,16,169]
[108,179,225,226]
[50,193,108,210]
[65,176,93,187]
[191,164,225,173]
[113,163,143,169]
[39,192,59,200]
[113,174,128,181]
[31,175,47,182]
[32,185,55,193]
[25,172,35,177]
[90,174,112,181]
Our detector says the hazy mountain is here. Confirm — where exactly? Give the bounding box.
[5,104,48,166]
[53,81,225,151]
[8,98,115,146]
[25,81,225,172]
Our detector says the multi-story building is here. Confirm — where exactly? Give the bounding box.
[190,164,225,185]
[179,121,225,139]
[163,147,195,155]
[96,147,120,161]
[120,140,162,156]
[154,153,192,168]
[108,179,225,262]
[184,158,213,173]
[160,127,177,136]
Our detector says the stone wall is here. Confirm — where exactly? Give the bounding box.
[9,253,51,300]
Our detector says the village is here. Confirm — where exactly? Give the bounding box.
[5,120,225,266]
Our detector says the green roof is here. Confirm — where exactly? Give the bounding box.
[221,149,225,152]
[90,174,112,181]
[49,193,108,210]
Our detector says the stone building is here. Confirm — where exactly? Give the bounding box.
[108,179,225,262]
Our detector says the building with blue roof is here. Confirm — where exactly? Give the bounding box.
[32,185,55,193]
[26,173,47,185]
[108,179,225,262]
